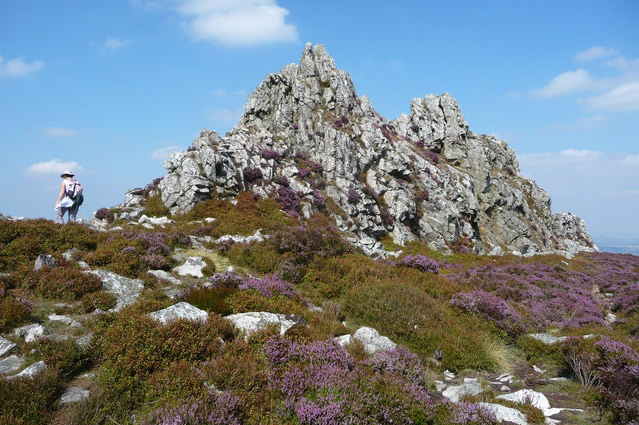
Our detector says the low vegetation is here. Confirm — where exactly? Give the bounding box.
[0,204,638,424]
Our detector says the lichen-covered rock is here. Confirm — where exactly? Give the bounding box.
[34,254,56,271]
[148,302,208,325]
[87,269,144,311]
[173,256,206,278]
[0,355,24,375]
[8,361,46,379]
[352,327,397,354]
[138,43,595,257]
[13,324,51,343]
[224,312,303,336]
[478,403,527,425]
[441,380,484,402]
[60,387,91,405]
[0,336,16,357]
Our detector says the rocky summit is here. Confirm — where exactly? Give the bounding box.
[141,43,595,257]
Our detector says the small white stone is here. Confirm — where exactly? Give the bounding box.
[444,370,455,381]
[533,365,546,374]
[148,269,182,285]
[527,333,567,345]
[60,387,91,404]
[334,334,353,347]
[442,381,484,402]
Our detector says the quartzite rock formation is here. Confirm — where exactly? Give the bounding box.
[128,43,596,257]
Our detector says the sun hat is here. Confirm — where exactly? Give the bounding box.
[60,170,75,178]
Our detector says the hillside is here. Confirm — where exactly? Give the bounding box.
[0,207,637,424]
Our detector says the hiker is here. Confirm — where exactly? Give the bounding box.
[54,170,83,224]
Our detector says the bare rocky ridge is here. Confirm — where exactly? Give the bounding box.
[145,43,595,257]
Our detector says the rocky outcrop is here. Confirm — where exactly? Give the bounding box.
[144,43,594,257]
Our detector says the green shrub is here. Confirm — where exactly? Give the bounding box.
[184,286,236,315]
[142,195,171,217]
[227,290,305,315]
[0,296,31,331]
[0,369,62,425]
[0,219,99,271]
[344,281,499,371]
[23,265,102,300]
[94,313,235,378]
[80,291,117,312]
[27,339,94,378]
[144,360,206,406]
[516,335,564,368]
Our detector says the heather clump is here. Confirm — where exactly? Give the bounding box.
[83,231,174,277]
[397,254,439,273]
[266,335,433,424]
[238,274,301,300]
[450,290,525,336]
[23,264,102,300]
[445,401,497,425]
[141,391,244,425]
[592,336,639,424]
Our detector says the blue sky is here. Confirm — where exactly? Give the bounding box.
[1,0,637,238]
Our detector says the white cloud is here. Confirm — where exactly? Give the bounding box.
[43,127,77,137]
[585,82,639,111]
[25,159,82,175]
[574,46,617,62]
[151,146,182,160]
[532,69,595,97]
[0,54,44,77]
[605,56,639,72]
[208,107,243,123]
[175,0,298,46]
[100,37,132,52]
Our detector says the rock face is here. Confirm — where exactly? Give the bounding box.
[87,269,144,311]
[145,43,594,257]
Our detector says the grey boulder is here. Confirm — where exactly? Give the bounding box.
[225,312,304,336]
[87,269,144,311]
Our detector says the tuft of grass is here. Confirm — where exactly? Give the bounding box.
[481,338,516,374]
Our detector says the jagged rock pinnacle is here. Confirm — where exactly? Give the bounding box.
[145,43,595,257]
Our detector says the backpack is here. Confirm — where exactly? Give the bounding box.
[65,180,84,201]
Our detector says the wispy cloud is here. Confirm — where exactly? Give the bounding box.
[151,146,182,160]
[585,82,639,111]
[25,159,82,175]
[0,54,44,77]
[96,37,132,52]
[43,127,77,137]
[174,0,298,47]
[531,69,595,97]
[574,46,617,62]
